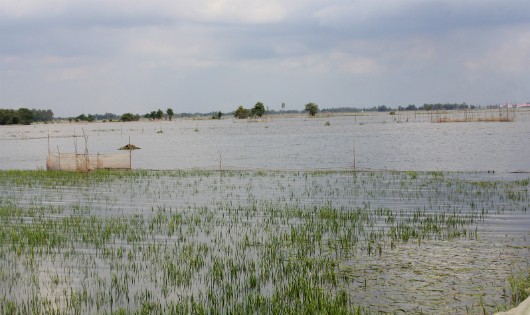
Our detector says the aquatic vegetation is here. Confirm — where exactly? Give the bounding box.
[507,268,530,307]
[0,170,528,314]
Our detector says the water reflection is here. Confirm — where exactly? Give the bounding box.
[0,111,529,172]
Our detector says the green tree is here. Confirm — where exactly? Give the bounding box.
[145,111,156,119]
[377,105,389,112]
[0,109,18,125]
[234,106,249,119]
[156,109,164,120]
[166,108,174,121]
[304,103,319,117]
[145,110,163,120]
[18,108,34,125]
[251,102,266,118]
[121,113,140,122]
[31,109,54,122]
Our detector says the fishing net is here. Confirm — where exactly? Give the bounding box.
[46,152,131,172]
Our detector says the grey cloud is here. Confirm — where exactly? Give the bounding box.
[2,0,530,116]
[315,0,530,38]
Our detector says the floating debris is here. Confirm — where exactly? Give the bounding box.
[119,144,141,150]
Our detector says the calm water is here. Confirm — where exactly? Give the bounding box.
[1,110,529,172]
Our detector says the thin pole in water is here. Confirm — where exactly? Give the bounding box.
[57,146,61,170]
[82,128,89,172]
[129,136,132,169]
[218,150,222,173]
[353,139,356,172]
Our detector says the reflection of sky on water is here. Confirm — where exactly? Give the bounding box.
[1,111,529,173]
[0,170,528,313]
[38,261,70,311]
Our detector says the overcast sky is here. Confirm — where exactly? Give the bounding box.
[1,0,530,117]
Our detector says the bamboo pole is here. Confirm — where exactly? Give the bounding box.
[129,136,132,169]
[353,140,356,172]
[218,150,223,174]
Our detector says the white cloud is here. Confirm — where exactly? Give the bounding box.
[199,0,286,23]
[2,0,530,115]
[313,0,530,38]
[464,29,530,74]
[274,51,382,76]
[314,0,407,27]
[330,53,382,75]
[0,0,287,24]
[0,0,66,17]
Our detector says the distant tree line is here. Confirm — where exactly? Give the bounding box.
[123,102,479,121]
[143,108,174,121]
[74,114,95,122]
[144,109,164,120]
[4,102,482,126]
[233,102,266,119]
[62,108,173,123]
[413,103,476,111]
[320,107,363,113]
[211,111,223,119]
[32,109,54,122]
[95,113,121,121]
[64,112,120,122]
[121,113,140,122]
[233,102,321,118]
[0,108,54,125]
[321,103,476,113]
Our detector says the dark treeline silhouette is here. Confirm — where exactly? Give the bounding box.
[409,103,476,111]
[0,108,54,125]
[321,107,363,113]
[321,103,476,113]
[1,102,485,126]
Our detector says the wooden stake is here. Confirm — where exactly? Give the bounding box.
[129,136,132,169]
[218,150,222,173]
[353,140,356,172]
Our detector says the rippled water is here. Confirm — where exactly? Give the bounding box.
[1,110,529,172]
[0,170,528,313]
[1,110,529,312]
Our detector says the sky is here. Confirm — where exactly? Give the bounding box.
[1,0,530,117]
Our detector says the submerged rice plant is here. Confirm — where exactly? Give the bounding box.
[0,169,528,314]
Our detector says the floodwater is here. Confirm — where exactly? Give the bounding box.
[0,110,529,313]
[1,109,529,173]
[0,170,528,314]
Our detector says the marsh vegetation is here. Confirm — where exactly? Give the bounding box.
[0,169,528,314]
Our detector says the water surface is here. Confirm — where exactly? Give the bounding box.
[1,110,529,172]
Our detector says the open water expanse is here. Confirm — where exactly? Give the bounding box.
[0,110,529,172]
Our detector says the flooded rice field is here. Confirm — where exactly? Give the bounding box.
[0,169,528,314]
[1,110,529,313]
[0,110,529,173]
